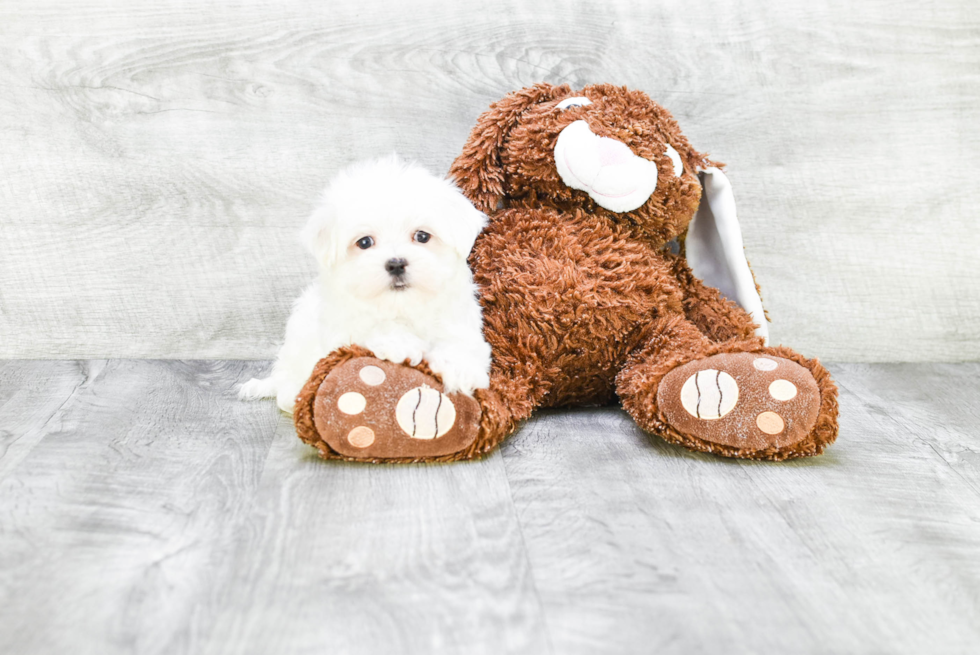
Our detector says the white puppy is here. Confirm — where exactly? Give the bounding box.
[239,155,492,413]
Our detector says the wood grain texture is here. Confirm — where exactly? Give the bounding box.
[201,420,548,655]
[0,359,90,479]
[3,360,980,653]
[0,0,977,360]
[0,360,282,655]
[500,362,980,654]
[0,359,548,655]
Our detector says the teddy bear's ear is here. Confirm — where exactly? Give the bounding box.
[686,168,770,344]
[449,83,570,213]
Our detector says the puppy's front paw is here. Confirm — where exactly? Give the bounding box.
[363,334,426,367]
[426,354,491,396]
[239,376,277,400]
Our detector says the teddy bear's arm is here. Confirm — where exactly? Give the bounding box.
[668,253,764,346]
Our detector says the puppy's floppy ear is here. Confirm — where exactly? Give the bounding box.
[449,83,569,213]
[686,167,769,344]
[441,184,488,259]
[300,195,343,269]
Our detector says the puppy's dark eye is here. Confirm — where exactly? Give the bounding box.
[414,230,431,244]
[356,236,374,250]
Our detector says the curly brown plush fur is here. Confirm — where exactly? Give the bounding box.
[296,83,839,462]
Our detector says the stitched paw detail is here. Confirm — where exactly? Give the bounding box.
[679,369,739,419]
[395,387,456,439]
[312,357,481,459]
[658,353,821,451]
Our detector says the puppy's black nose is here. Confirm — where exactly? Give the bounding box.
[385,258,408,276]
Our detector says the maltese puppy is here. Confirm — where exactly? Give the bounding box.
[239,155,492,413]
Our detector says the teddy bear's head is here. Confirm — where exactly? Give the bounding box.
[449,83,716,245]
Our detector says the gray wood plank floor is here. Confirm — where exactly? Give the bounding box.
[1,360,978,654]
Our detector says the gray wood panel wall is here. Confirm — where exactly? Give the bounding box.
[2,0,978,361]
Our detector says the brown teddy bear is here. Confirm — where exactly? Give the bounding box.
[294,83,839,463]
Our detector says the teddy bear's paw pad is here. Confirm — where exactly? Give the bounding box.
[657,352,820,450]
[312,357,481,460]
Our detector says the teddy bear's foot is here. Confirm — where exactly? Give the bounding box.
[310,357,481,461]
[657,352,822,456]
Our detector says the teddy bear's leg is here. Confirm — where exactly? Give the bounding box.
[669,254,764,345]
[293,346,542,463]
[616,316,839,460]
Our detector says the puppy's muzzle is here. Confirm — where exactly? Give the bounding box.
[385,258,408,289]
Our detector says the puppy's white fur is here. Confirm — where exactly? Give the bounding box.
[239,155,491,413]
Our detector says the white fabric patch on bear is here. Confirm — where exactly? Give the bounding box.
[358,365,386,386]
[680,369,739,419]
[554,120,659,213]
[556,96,593,109]
[337,391,366,415]
[769,379,798,401]
[395,386,456,439]
[664,144,683,177]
